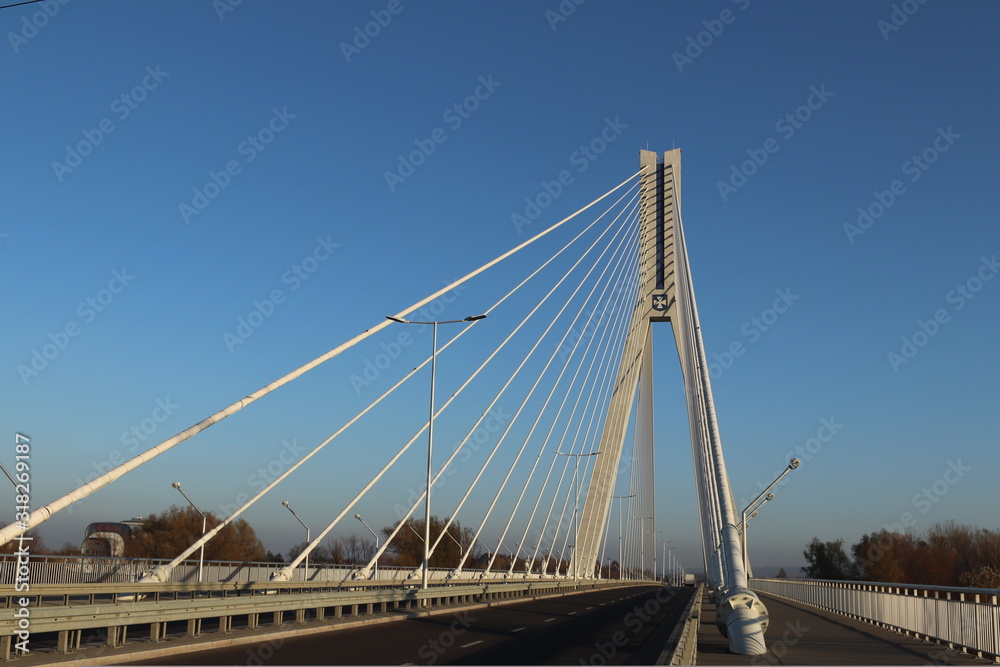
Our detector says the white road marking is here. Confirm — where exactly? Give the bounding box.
[544,617,557,622]
[461,640,483,648]
[512,626,527,632]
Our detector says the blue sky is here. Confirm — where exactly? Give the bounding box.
[2,1,998,574]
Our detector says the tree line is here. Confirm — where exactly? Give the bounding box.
[802,521,1000,588]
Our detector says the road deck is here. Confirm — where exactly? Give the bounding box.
[7,584,689,665]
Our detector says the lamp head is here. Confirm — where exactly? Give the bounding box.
[354,513,361,519]
[464,314,487,322]
[171,481,181,489]
[766,493,775,501]
[789,458,800,469]
[281,500,289,507]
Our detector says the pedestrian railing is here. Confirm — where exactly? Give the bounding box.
[751,577,1000,663]
[0,553,584,586]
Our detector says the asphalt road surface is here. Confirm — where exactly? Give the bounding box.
[129,584,693,665]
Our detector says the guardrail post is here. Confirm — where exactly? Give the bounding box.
[273,611,283,627]
[220,616,232,634]
[2,635,12,661]
[316,606,325,621]
[335,605,343,618]
[57,629,80,653]
[248,612,259,629]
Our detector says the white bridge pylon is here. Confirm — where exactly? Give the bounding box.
[572,150,769,655]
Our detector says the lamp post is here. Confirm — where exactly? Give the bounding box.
[472,537,494,578]
[658,534,666,581]
[171,481,206,583]
[612,494,634,579]
[440,528,465,568]
[387,314,486,590]
[497,537,514,568]
[0,462,17,488]
[525,544,537,574]
[474,537,490,566]
[740,458,799,575]
[741,502,766,577]
[555,450,599,578]
[509,541,532,573]
[282,501,310,580]
[634,516,653,579]
[354,513,380,580]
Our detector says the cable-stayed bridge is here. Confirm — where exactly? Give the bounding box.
[2,150,997,665]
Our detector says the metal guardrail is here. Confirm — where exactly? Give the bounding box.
[751,577,1000,663]
[0,576,636,662]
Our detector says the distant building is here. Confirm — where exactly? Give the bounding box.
[81,518,145,557]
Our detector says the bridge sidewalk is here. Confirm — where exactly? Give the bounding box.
[697,592,994,665]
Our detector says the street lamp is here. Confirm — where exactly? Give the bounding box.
[555,450,599,578]
[441,526,465,567]
[354,513,380,580]
[634,516,653,580]
[387,313,486,590]
[741,458,799,575]
[612,494,634,580]
[510,541,533,573]
[0,462,17,488]
[524,544,537,574]
[171,481,206,583]
[282,501,310,580]
[658,533,666,581]
[474,537,490,561]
